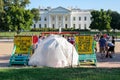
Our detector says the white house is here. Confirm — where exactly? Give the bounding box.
[32,6,92,30]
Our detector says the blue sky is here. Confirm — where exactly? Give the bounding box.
[27,0,120,12]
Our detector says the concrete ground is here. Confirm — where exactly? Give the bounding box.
[0,41,120,68]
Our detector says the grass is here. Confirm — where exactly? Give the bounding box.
[0,67,120,80]
[0,32,41,37]
[0,31,120,38]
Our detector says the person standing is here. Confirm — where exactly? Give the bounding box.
[99,35,107,58]
[32,35,38,53]
[38,35,43,44]
[112,36,115,55]
[93,35,97,53]
[112,36,115,44]
[106,41,115,58]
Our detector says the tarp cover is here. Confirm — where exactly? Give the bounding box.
[29,35,78,67]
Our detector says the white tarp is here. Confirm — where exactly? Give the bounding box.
[28,35,78,67]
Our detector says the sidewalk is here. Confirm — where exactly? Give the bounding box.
[0,42,120,68]
[0,39,13,42]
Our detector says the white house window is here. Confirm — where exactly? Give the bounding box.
[65,17,67,21]
[59,16,61,21]
[65,24,67,28]
[44,24,47,28]
[73,17,76,21]
[52,24,55,28]
[73,24,75,28]
[79,24,81,29]
[84,16,87,21]
[52,17,55,21]
[84,24,86,27]
[39,17,41,21]
[34,24,36,28]
[79,17,81,21]
[84,24,87,29]
[39,24,41,28]
[44,17,47,21]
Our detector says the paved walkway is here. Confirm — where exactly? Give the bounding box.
[0,41,120,68]
[0,42,13,67]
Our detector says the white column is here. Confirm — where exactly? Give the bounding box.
[48,15,51,28]
[70,14,72,28]
[68,14,71,28]
[55,15,58,28]
[47,15,49,28]
[62,15,65,28]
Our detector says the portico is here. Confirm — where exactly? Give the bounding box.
[48,7,71,28]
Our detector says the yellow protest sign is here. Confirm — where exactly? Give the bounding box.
[75,35,93,54]
[14,36,32,54]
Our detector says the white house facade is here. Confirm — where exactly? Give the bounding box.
[32,6,92,30]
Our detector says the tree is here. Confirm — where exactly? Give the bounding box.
[6,5,33,33]
[20,0,30,8]
[89,10,100,30]
[110,11,120,30]
[3,0,30,8]
[31,8,40,23]
[0,11,6,31]
[0,0,5,31]
[90,9,111,31]
[0,0,34,33]
[0,0,4,12]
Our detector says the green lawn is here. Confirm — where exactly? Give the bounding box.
[0,32,41,37]
[0,67,120,80]
[0,31,120,38]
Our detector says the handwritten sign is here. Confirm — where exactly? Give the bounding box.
[75,35,93,54]
[33,35,38,44]
[14,36,32,54]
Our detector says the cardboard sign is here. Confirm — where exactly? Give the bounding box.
[14,36,32,54]
[33,35,38,44]
[75,35,93,54]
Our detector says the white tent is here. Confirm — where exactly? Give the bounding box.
[28,35,78,67]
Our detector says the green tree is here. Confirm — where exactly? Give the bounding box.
[0,0,4,12]
[0,0,5,31]
[3,0,30,8]
[0,11,6,31]
[110,11,120,30]
[31,8,40,23]
[6,5,33,33]
[90,9,111,31]
[0,0,34,33]
[89,10,100,30]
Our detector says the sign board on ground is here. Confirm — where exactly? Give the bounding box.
[14,36,32,54]
[75,35,93,54]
